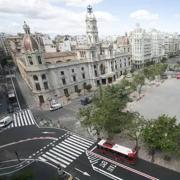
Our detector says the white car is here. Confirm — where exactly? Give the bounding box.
[0,116,13,128]
[50,103,63,111]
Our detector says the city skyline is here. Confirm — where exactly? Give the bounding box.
[0,0,180,37]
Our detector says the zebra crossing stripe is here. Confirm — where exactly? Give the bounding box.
[22,111,28,126]
[13,114,17,127]
[70,136,93,146]
[27,109,35,125]
[16,113,21,126]
[72,135,94,144]
[61,142,85,152]
[19,112,25,126]
[24,110,31,125]
[49,149,73,163]
[53,147,76,160]
[64,139,88,150]
[39,156,47,162]
[58,144,82,155]
[41,154,66,168]
[46,152,70,165]
[56,145,79,157]
[67,137,90,148]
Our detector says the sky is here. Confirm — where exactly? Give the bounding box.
[0,0,180,37]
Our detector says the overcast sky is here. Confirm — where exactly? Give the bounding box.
[0,0,180,37]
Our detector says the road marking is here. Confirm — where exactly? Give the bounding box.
[56,145,79,157]
[49,149,73,162]
[41,154,66,168]
[67,137,90,148]
[92,165,123,180]
[59,144,82,155]
[53,147,76,160]
[61,142,85,152]
[64,139,88,150]
[87,151,159,180]
[75,168,90,176]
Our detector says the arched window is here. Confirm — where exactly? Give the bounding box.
[37,56,42,64]
[41,74,46,80]
[33,75,38,81]
[28,56,33,65]
[100,64,105,75]
[56,60,62,63]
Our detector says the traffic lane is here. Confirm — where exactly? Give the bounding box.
[0,126,67,146]
[66,153,111,180]
[93,149,180,180]
[0,139,52,162]
[1,161,59,180]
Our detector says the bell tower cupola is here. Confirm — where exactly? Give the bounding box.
[86,5,99,45]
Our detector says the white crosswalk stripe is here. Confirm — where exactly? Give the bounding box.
[6,109,36,129]
[38,135,95,169]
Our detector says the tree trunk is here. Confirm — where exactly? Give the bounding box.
[151,149,155,163]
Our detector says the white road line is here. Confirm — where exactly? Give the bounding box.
[16,113,21,127]
[67,137,90,148]
[58,144,82,155]
[13,114,17,127]
[53,147,76,160]
[24,110,31,125]
[22,111,28,126]
[64,139,87,150]
[70,136,93,146]
[27,109,35,125]
[62,142,85,152]
[41,154,66,168]
[49,149,73,163]
[72,135,94,144]
[46,152,69,165]
[39,156,46,162]
[19,112,25,126]
[26,110,34,125]
[56,145,79,157]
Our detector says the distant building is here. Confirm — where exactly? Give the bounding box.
[0,33,11,56]
[130,24,152,68]
[10,6,131,106]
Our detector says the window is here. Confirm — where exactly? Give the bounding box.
[35,83,41,91]
[74,85,78,92]
[28,56,33,65]
[44,82,49,90]
[39,95,44,104]
[38,56,42,64]
[82,73,85,79]
[62,78,66,85]
[33,75,38,81]
[81,67,84,71]
[41,74,46,80]
[94,70,98,77]
[64,89,69,97]
[72,69,74,73]
[94,65,96,69]
[73,75,76,82]
[61,71,64,75]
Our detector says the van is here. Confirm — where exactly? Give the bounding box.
[0,116,13,128]
[50,103,63,111]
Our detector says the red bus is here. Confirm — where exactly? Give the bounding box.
[97,139,138,164]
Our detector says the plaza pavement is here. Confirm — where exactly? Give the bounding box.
[130,78,180,122]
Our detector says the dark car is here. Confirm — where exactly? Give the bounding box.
[161,74,168,79]
[80,96,92,105]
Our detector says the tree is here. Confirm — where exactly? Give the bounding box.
[79,84,133,139]
[142,115,179,162]
[132,73,145,95]
[124,112,146,149]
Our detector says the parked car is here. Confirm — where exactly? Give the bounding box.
[0,116,13,128]
[161,74,168,79]
[50,103,63,111]
[80,96,92,106]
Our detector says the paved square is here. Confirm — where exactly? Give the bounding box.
[132,78,180,122]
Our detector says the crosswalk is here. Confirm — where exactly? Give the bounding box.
[7,109,36,128]
[86,151,100,165]
[38,134,95,168]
